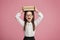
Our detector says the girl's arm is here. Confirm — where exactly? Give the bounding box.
[34,8,44,27]
[15,10,24,27]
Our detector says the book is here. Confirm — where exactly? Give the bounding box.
[23,6,35,11]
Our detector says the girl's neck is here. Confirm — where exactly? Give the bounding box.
[27,21,31,23]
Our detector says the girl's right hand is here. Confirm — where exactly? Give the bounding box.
[20,7,24,14]
[19,8,23,14]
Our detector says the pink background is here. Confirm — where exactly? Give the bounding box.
[0,0,60,40]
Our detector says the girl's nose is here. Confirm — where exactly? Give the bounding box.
[27,15,31,17]
[28,15,30,16]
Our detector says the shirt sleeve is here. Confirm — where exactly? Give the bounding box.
[34,12,44,27]
[15,12,24,27]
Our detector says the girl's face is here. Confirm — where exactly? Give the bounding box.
[26,11,33,22]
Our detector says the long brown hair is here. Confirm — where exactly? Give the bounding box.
[24,11,35,31]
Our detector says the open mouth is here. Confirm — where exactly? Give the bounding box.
[28,18,31,19]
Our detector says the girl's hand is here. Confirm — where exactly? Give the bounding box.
[35,7,39,13]
[20,10,22,13]
[19,8,23,14]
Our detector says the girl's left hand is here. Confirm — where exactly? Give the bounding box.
[35,7,39,12]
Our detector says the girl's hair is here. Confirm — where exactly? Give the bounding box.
[24,11,35,31]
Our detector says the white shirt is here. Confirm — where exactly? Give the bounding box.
[15,12,44,37]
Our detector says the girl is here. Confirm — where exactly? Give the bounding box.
[15,8,44,40]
